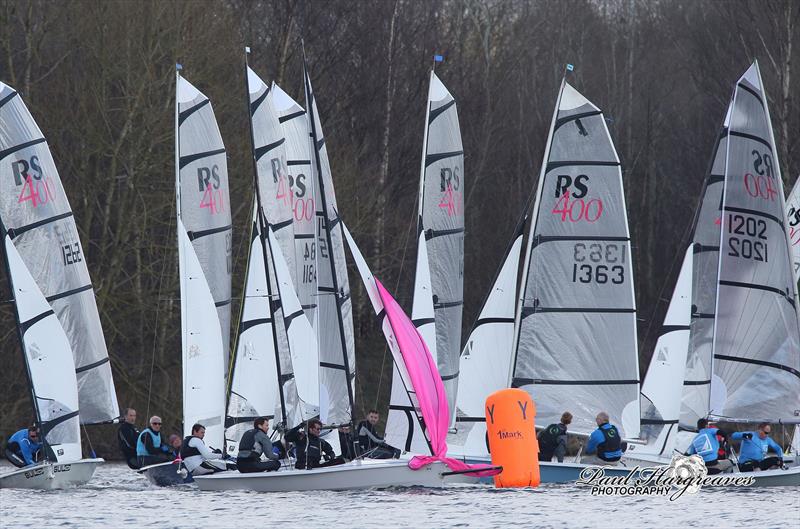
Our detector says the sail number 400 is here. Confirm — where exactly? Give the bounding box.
[727,213,768,262]
[572,243,625,284]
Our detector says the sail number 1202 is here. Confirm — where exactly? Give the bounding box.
[727,213,768,262]
[571,243,625,284]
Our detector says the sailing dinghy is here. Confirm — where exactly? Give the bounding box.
[138,67,233,486]
[0,83,111,489]
[627,63,800,487]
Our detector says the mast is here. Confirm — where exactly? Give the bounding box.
[303,53,357,425]
[243,48,289,427]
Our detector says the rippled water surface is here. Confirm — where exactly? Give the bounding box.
[1,463,798,528]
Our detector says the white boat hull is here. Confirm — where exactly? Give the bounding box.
[622,454,800,487]
[0,458,102,490]
[194,458,477,492]
[450,453,636,484]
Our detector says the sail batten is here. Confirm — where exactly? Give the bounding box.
[0,82,118,425]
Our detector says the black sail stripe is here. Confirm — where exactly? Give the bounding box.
[254,138,286,161]
[456,417,486,423]
[40,410,80,437]
[316,138,325,150]
[425,227,465,240]
[425,150,463,167]
[403,410,414,452]
[179,148,226,169]
[295,234,314,240]
[75,356,110,374]
[554,110,602,132]
[522,306,635,316]
[693,244,719,254]
[641,419,679,425]
[287,160,311,166]
[729,130,772,149]
[0,138,47,161]
[283,309,304,326]
[0,89,18,109]
[683,380,711,386]
[441,372,459,381]
[474,317,515,327]
[718,280,793,304]
[434,300,463,309]
[412,317,435,327]
[178,98,210,126]
[239,318,272,334]
[723,206,784,228]
[20,309,55,334]
[8,212,74,239]
[661,325,690,334]
[546,160,620,171]
[271,218,293,231]
[428,99,455,124]
[279,110,305,123]
[533,235,629,248]
[215,298,232,307]
[513,378,639,386]
[225,415,274,428]
[737,82,765,109]
[714,354,800,379]
[320,362,347,371]
[188,224,232,241]
[46,284,93,303]
[250,87,270,116]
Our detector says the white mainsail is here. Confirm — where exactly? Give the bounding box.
[511,80,640,438]
[176,72,231,447]
[786,177,800,286]
[0,83,119,424]
[3,235,82,463]
[709,62,800,423]
[636,246,693,458]
[303,63,356,426]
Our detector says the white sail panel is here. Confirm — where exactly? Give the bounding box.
[513,81,640,438]
[5,235,82,462]
[177,76,232,379]
[272,83,318,328]
[341,223,431,455]
[417,72,465,420]
[449,228,524,458]
[178,219,226,448]
[787,177,800,287]
[636,246,693,458]
[304,68,356,425]
[224,211,279,454]
[711,63,800,422]
[0,83,119,424]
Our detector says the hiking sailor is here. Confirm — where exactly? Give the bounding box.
[357,409,400,459]
[583,412,625,465]
[685,418,732,474]
[537,411,572,463]
[117,407,140,469]
[136,416,172,467]
[285,419,345,470]
[4,425,42,468]
[181,423,235,475]
[236,417,281,473]
[731,422,784,472]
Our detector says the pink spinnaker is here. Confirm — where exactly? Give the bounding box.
[375,280,499,477]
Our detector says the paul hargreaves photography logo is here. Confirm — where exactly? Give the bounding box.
[576,455,755,501]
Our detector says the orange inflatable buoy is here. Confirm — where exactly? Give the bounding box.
[485,388,540,488]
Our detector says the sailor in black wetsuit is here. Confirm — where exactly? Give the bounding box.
[237,417,281,473]
[357,410,400,459]
[117,408,140,469]
[285,419,345,470]
[537,411,572,463]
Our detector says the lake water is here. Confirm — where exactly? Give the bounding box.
[1,463,798,528]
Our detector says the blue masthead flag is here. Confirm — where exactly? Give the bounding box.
[566,63,574,72]
[434,54,444,63]
[176,63,183,71]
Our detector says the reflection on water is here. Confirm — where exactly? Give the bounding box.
[0,463,798,528]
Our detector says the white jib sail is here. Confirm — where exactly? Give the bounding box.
[786,177,800,288]
[5,235,82,463]
[341,223,431,456]
[448,227,525,458]
[635,245,693,459]
[512,81,640,438]
[0,82,118,424]
[224,207,279,454]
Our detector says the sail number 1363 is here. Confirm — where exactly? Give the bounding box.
[571,243,625,284]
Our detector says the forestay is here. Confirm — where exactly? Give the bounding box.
[415,72,464,420]
[176,73,231,446]
[512,80,640,438]
[272,83,318,329]
[637,246,693,458]
[3,235,82,463]
[303,65,356,426]
[0,83,118,425]
[710,62,800,423]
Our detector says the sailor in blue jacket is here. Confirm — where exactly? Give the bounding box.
[4,426,42,468]
[136,415,172,467]
[685,418,732,474]
[584,412,624,465]
[731,422,784,472]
